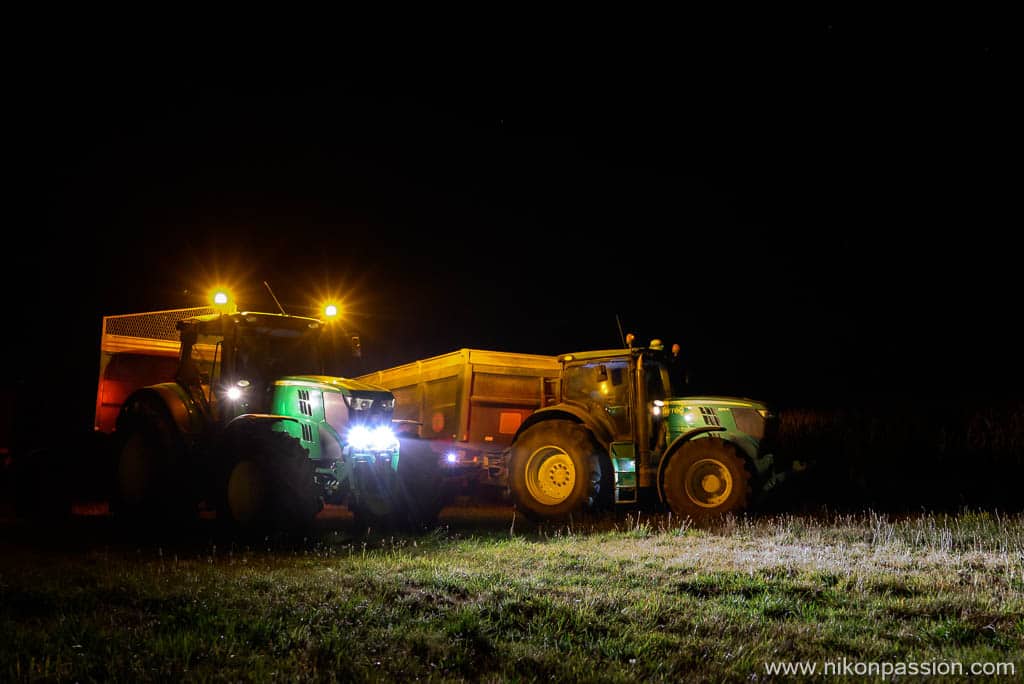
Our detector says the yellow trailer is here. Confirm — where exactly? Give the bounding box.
[357,348,561,489]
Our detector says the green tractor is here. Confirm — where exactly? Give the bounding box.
[114,302,434,530]
[507,340,779,523]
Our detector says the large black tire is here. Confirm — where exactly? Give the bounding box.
[112,399,193,524]
[662,438,751,524]
[393,437,446,530]
[508,420,604,521]
[349,460,404,531]
[221,425,322,532]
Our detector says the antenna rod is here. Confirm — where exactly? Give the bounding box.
[264,281,287,315]
[615,314,626,347]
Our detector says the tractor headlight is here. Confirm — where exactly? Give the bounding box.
[225,379,251,402]
[347,425,372,449]
[370,426,398,451]
[346,425,397,451]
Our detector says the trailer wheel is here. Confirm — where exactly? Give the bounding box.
[509,419,602,520]
[222,425,322,531]
[662,438,751,523]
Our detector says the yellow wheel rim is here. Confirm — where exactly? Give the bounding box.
[227,460,266,523]
[524,445,576,506]
[684,458,733,508]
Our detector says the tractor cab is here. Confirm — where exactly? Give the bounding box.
[508,338,776,522]
[557,345,672,460]
[109,292,419,530]
[176,311,327,422]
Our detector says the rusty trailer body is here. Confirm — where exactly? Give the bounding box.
[94,307,218,433]
[357,349,561,489]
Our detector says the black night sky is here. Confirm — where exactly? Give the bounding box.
[6,27,1017,433]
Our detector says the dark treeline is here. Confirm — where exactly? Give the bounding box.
[770,399,1024,512]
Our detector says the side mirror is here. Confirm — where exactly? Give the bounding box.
[595,365,608,382]
[350,335,362,358]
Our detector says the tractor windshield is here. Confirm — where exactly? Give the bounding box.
[236,327,322,381]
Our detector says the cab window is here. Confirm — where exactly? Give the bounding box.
[644,361,668,402]
[563,359,632,438]
[563,360,629,404]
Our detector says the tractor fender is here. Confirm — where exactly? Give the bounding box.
[117,383,203,437]
[512,405,612,449]
[219,415,304,463]
[656,427,755,503]
[224,413,300,435]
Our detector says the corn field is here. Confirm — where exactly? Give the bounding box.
[773,399,1024,510]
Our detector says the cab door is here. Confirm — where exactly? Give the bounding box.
[561,358,634,441]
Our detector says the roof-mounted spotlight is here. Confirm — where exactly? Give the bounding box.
[323,303,341,321]
[211,289,236,313]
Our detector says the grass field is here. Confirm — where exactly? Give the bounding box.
[2,507,1022,682]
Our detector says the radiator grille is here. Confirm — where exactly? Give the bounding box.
[298,389,313,417]
[700,406,721,427]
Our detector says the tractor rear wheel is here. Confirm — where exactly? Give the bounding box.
[222,425,322,531]
[508,419,603,520]
[662,438,751,523]
[112,402,193,524]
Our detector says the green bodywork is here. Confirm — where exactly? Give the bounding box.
[267,377,399,498]
[663,396,773,469]
[516,347,777,503]
[118,311,401,509]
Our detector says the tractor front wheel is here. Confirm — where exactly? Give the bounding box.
[221,425,322,531]
[349,459,407,531]
[394,437,446,530]
[662,438,751,523]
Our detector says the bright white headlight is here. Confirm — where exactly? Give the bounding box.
[370,426,397,451]
[226,387,242,401]
[347,425,372,450]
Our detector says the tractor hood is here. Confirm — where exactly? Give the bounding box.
[276,375,392,394]
[666,395,769,411]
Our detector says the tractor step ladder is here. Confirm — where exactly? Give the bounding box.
[610,441,638,504]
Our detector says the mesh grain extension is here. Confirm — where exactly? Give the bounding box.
[103,307,218,342]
